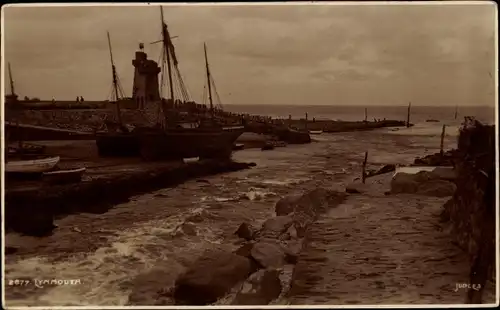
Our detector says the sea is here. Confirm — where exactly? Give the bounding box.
[3,104,496,306]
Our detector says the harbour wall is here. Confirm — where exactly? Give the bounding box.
[441,118,496,303]
[5,160,255,237]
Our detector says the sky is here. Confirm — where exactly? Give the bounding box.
[2,2,497,106]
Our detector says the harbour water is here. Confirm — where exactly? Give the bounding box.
[3,105,495,306]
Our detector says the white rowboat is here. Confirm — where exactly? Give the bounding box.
[6,156,60,174]
[309,130,323,135]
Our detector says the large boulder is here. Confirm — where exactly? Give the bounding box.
[417,179,457,197]
[234,222,255,241]
[232,269,282,305]
[250,240,287,268]
[275,194,301,216]
[275,188,346,217]
[174,250,255,305]
[391,171,457,196]
[257,215,294,239]
[390,172,421,194]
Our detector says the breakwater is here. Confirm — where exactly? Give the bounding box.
[5,160,255,237]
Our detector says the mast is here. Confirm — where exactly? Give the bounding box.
[107,31,122,124]
[8,62,15,96]
[204,43,214,120]
[160,6,174,127]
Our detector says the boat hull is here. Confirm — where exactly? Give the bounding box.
[5,156,60,174]
[96,127,244,161]
[42,167,86,185]
[95,133,141,157]
[138,128,244,161]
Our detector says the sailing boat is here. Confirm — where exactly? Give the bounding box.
[96,7,243,161]
[199,42,245,131]
[95,31,141,157]
[5,62,19,107]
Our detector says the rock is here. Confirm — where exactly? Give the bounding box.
[276,188,346,218]
[345,182,367,194]
[174,250,255,305]
[390,172,420,194]
[275,194,301,216]
[234,242,255,258]
[284,248,299,265]
[286,224,298,239]
[175,222,197,236]
[232,269,282,305]
[235,222,255,241]
[250,241,287,268]
[185,213,204,223]
[258,215,294,239]
[417,179,457,197]
[391,171,457,197]
[127,268,176,305]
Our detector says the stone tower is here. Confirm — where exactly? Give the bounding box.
[132,43,161,109]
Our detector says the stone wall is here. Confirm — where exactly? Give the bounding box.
[441,117,496,303]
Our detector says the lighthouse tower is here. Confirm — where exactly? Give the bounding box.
[132,43,161,109]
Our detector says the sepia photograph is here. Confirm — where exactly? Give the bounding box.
[1,1,498,307]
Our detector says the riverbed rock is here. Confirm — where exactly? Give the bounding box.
[390,172,420,194]
[258,215,294,239]
[234,242,255,258]
[174,250,255,305]
[235,222,255,241]
[391,171,457,196]
[275,194,302,216]
[275,188,346,217]
[174,222,197,237]
[417,179,457,197]
[232,269,282,305]
[127,268,176,305]
[250,240,287,268]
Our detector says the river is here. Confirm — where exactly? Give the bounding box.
[4,123,463,306]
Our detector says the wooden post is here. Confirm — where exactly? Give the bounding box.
[440,124,446,156]
[454,105,458,120]
[305,113,308,130]
[362,151,368,184]
[406,102,411,128]
[364,108,368,122]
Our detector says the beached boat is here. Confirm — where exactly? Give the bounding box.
[42,167,86,184]
[96,10,243,160]
[5,156,60,174]
[309,130,323,135]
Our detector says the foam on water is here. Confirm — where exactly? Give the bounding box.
[4,205,225,307]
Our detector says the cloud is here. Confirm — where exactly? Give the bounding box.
[2,3,496,106]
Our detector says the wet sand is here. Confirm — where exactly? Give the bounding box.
[4,124,488,306]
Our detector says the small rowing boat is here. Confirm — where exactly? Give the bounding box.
[42,167,86,184]
[5,156,60,174]
[309,130,323,135]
